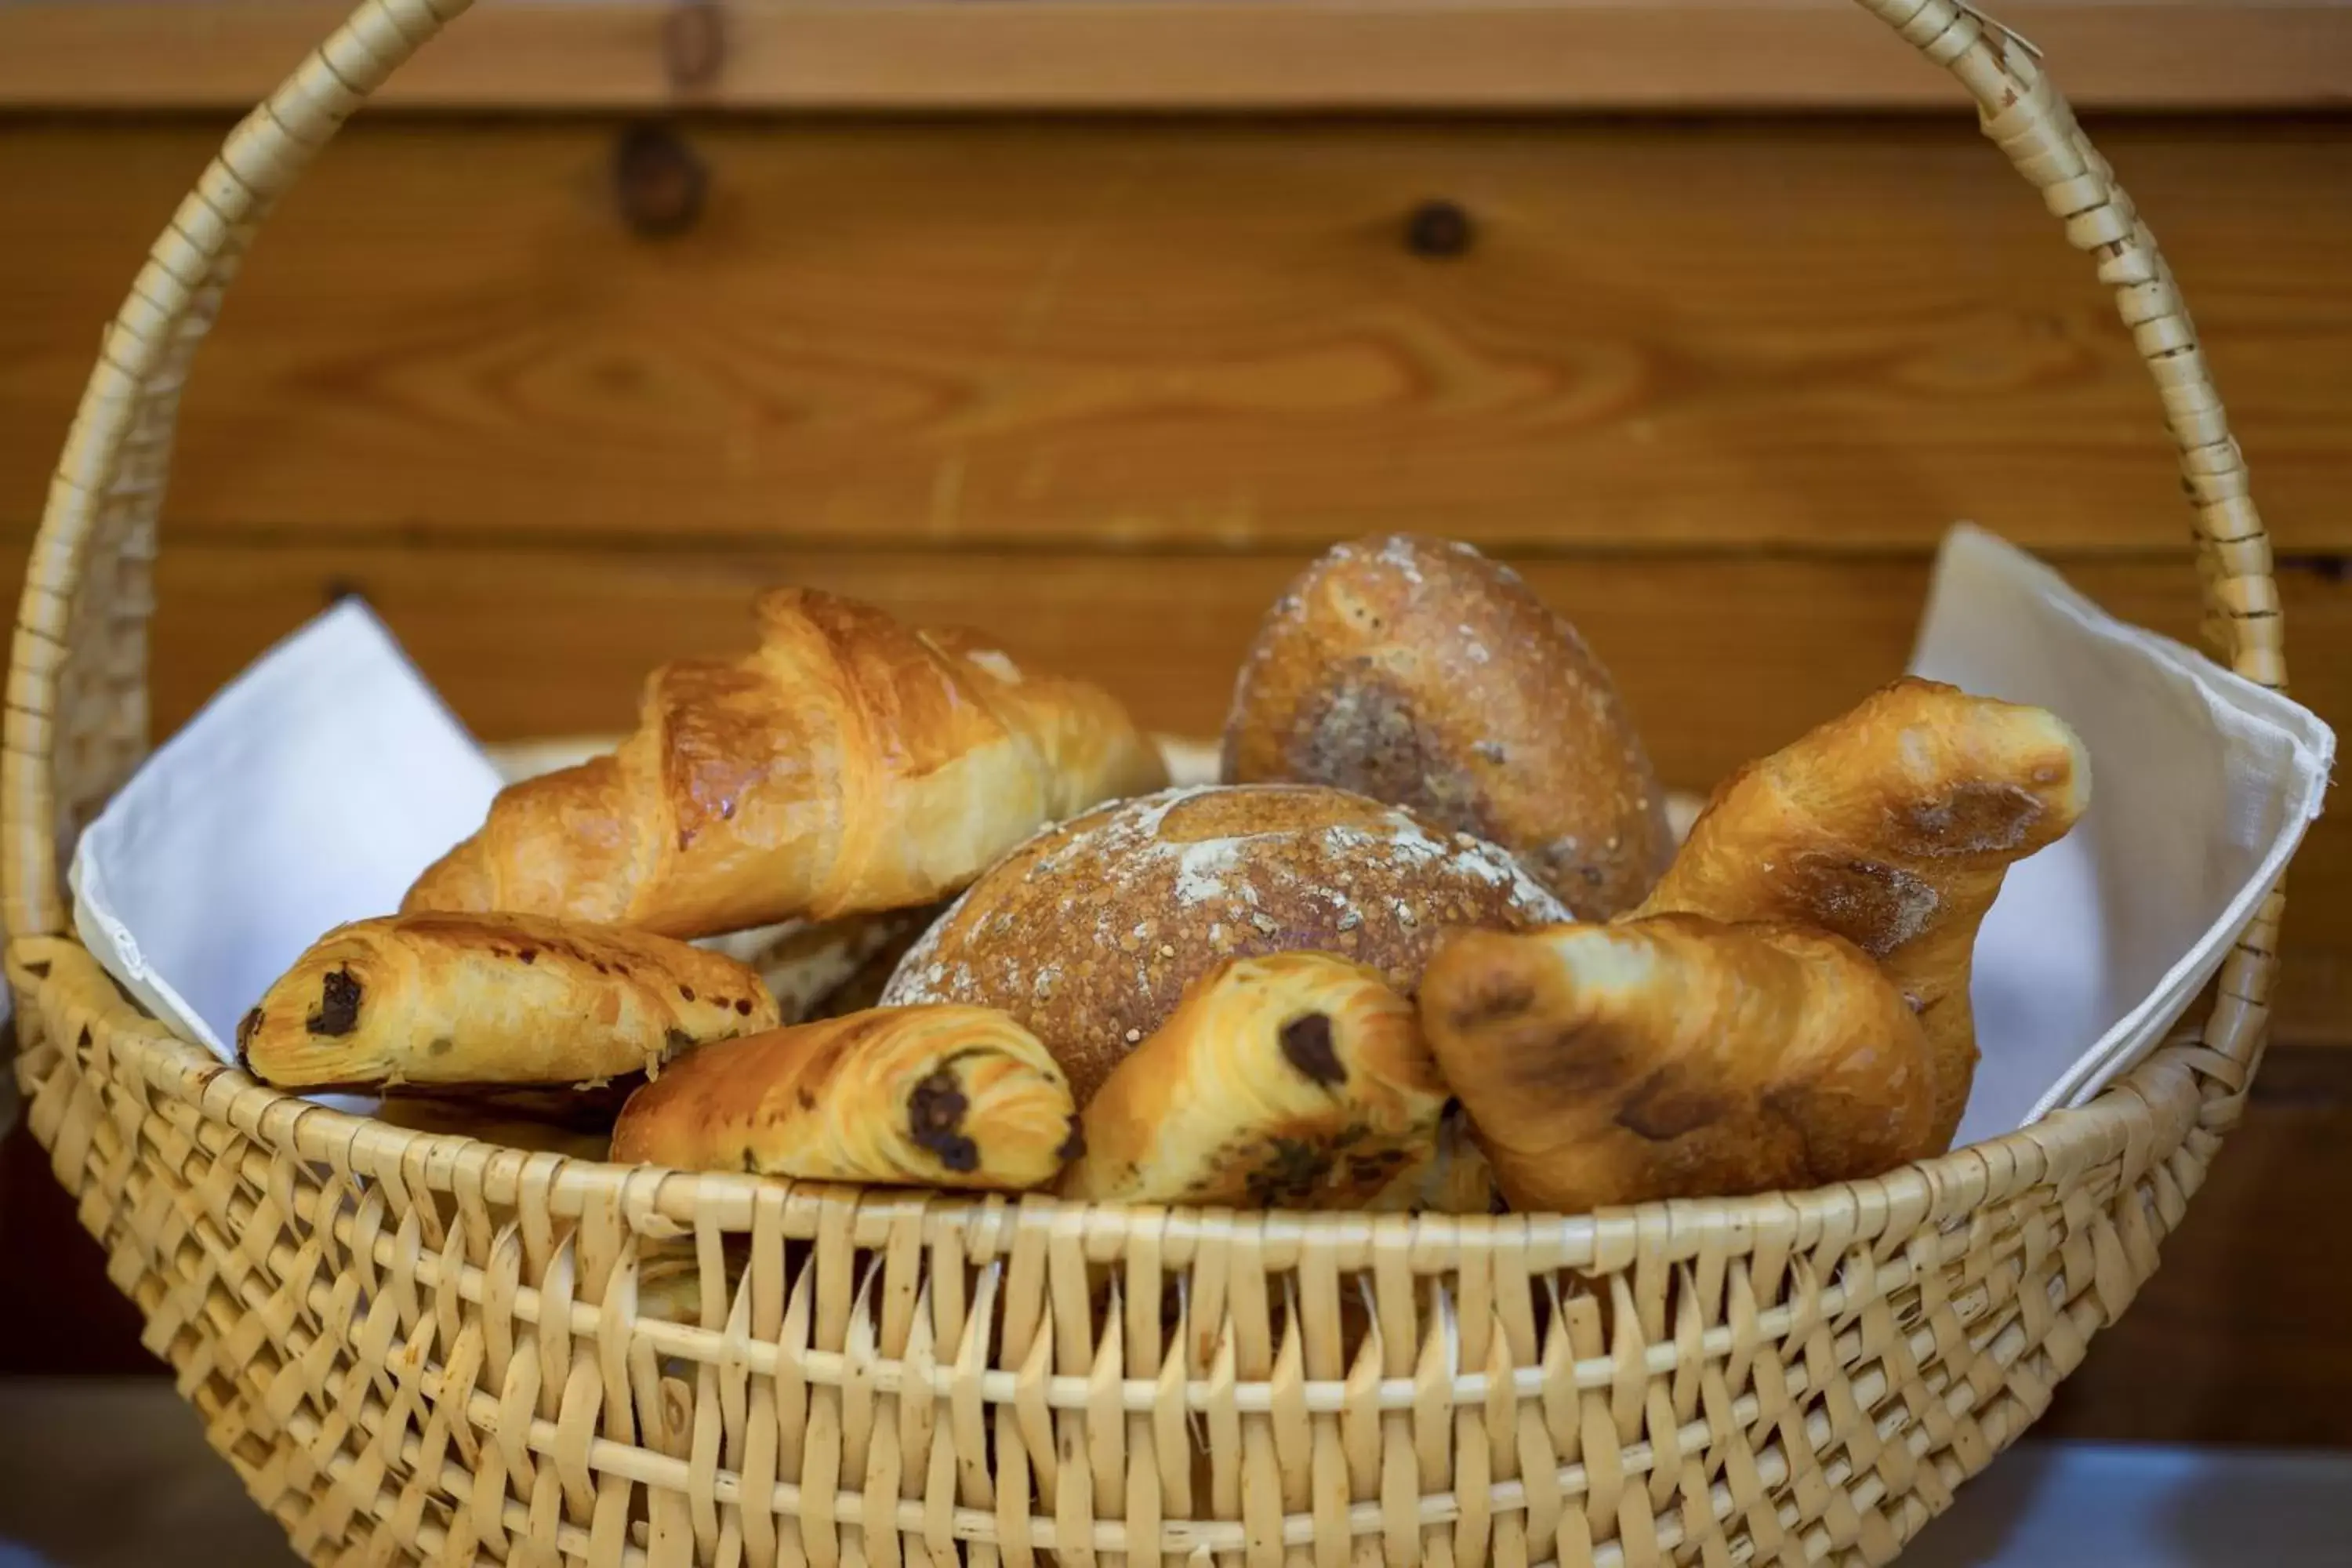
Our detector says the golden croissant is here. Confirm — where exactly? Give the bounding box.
[1636,675,2090,1149]
[1420,914,1941,1214]
[403,586,1168,938]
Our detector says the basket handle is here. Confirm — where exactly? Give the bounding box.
[4,0,2288,948]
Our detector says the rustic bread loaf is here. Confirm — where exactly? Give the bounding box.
[877,782,1568,1106]
[1221,534,1672,918]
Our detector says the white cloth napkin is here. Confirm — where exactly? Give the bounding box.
[67,599,505,1056]
[1911,524,2333,1145]
[58,528,2335,1149]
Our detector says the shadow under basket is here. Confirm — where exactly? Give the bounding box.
[0,0,2298,1563]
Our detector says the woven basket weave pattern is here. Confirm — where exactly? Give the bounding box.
[2,0,2291,1563]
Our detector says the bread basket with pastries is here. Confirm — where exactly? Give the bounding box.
[3,2,2335,1565]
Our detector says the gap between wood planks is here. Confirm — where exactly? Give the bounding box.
[2,522,2336,572]
[2,1,2349,114]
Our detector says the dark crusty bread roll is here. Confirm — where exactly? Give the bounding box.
[238,912,779,1092]
[877,782,1568,1106]
[1221,534,1672,918]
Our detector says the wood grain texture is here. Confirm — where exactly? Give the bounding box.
[3,1,2350,113]
[0,538,2338,1043]
[5,119,2351,554]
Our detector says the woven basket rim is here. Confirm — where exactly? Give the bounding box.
[8,927,2215,1260]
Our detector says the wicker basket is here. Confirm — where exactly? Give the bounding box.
[3,1,2293,1563]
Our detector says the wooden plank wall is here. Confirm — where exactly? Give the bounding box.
[7,1,2351,112]
[2,111,2347,1440]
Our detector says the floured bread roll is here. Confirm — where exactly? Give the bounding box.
[1222,534,1672,916]
[1060,952,1452,1208]
[878,783,1568,1106]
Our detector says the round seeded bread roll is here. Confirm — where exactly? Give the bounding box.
[877,782,1570,1105]
[1221,533,1673,918]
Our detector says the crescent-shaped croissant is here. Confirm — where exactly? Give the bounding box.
[403,587,1168,938]
[1420,914,1941,1214]
[1635,676,2090,1149]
